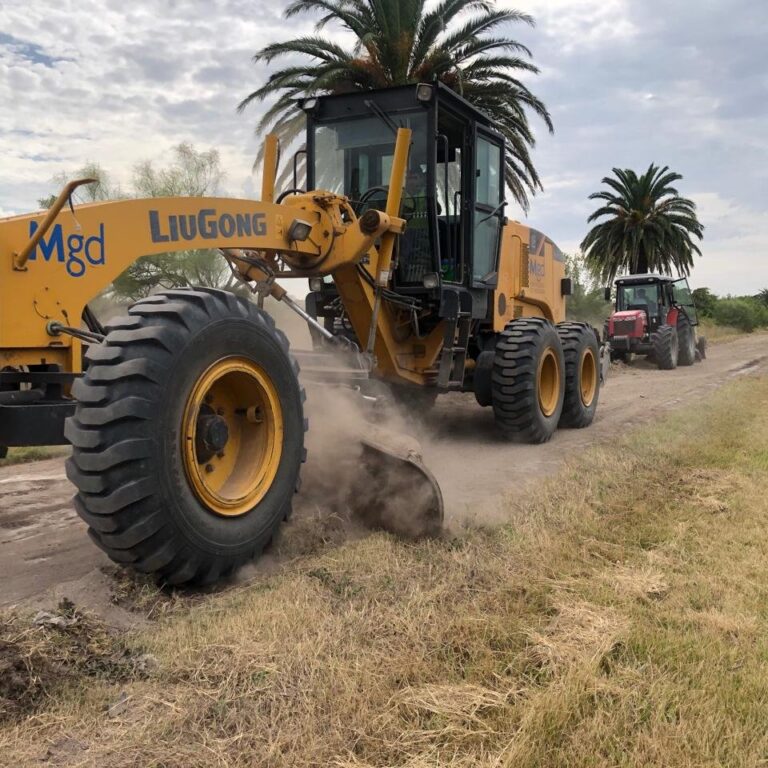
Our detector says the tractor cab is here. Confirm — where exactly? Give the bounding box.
[611,274,698,329]
[302,83,506,306]
[605,274,703,369]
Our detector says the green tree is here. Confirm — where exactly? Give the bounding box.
[756,288,768,307]
[239,0,552,210]
[580,164,704,283]
[564,252,612,325]
[38,162,121,209]
[43,146,239,302]
[691,287,718,318]
[113,144,236,301]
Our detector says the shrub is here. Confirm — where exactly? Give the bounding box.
[712,298,766,332]
[692,287,718,318]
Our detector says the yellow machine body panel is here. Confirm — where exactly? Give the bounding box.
[0,125,565,388]
[493,220,567,332]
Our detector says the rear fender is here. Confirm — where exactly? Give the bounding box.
[666,307,680,327]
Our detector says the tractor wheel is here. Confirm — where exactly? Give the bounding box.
[677,313,696,366]
[557,323,600,428]
[651,324,679,370]
[491,318,565,443]
[65,288,306,586]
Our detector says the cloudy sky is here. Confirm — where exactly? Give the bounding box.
[1,0,766,294]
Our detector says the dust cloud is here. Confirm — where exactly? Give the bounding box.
[265,291,494,540]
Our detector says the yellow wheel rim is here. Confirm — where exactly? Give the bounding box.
[580,348,597,407]
[537,347,561,418]
[182,357,283,517]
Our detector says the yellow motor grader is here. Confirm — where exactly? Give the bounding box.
[0,83,602,584]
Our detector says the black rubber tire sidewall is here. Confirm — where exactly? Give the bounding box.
[652,325,678,370]
[557,323,601,428]
[67,289,306,585]
[677,314,696,366]
[158,318,304,555]
[492,318,565,444]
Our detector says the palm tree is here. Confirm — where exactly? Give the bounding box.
[238,0,552,210]
[581,164,704,283]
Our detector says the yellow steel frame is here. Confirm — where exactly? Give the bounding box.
[0,129,444,383]
[0,127,565,387]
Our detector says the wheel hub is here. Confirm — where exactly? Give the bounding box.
[195,407,230,461]
[182,357,284,518]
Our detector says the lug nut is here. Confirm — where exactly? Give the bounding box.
[205,464,214,473]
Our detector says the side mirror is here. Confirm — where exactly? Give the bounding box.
[603,287,612,302]
[560,278,573,297]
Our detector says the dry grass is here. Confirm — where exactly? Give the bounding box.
[2,376,768,767]
[698,318,751,343]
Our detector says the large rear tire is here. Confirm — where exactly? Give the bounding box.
[65,288,306,586]
[491,318,565,443]
[557,323,600,428]
[677,313,696,366]
[651,324,679,370]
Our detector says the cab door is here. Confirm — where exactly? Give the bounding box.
[470,130,505,288]
[672,278,699,325]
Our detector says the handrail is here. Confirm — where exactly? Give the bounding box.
[13,178,96,271]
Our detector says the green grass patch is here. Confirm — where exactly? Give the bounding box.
[0,446,69,467]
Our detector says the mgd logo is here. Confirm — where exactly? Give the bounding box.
[27,221,105,278]
[528,257,545,281]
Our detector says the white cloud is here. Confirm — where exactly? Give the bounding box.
[502,0,638,49]
[0,0,305,212]
[686,193,768,295]
[1,0,766,296]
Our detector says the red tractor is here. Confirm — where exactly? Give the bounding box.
[604,274,706,369]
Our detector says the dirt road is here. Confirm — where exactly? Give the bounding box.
[1,334,765,612]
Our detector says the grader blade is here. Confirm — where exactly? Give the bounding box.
[349,427,444,539]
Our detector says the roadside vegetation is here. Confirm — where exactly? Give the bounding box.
[2,375,768,766]
[0,446,69,467]
[564,253,611,326]
[693,287,768,333]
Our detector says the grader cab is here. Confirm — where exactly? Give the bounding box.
[0,83,602,585]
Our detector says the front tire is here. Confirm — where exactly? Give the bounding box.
[65,288,306,586]
[557,323,600,428]
[652,325,679,370]
[677,313,696,366]
[491,318,565,443]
